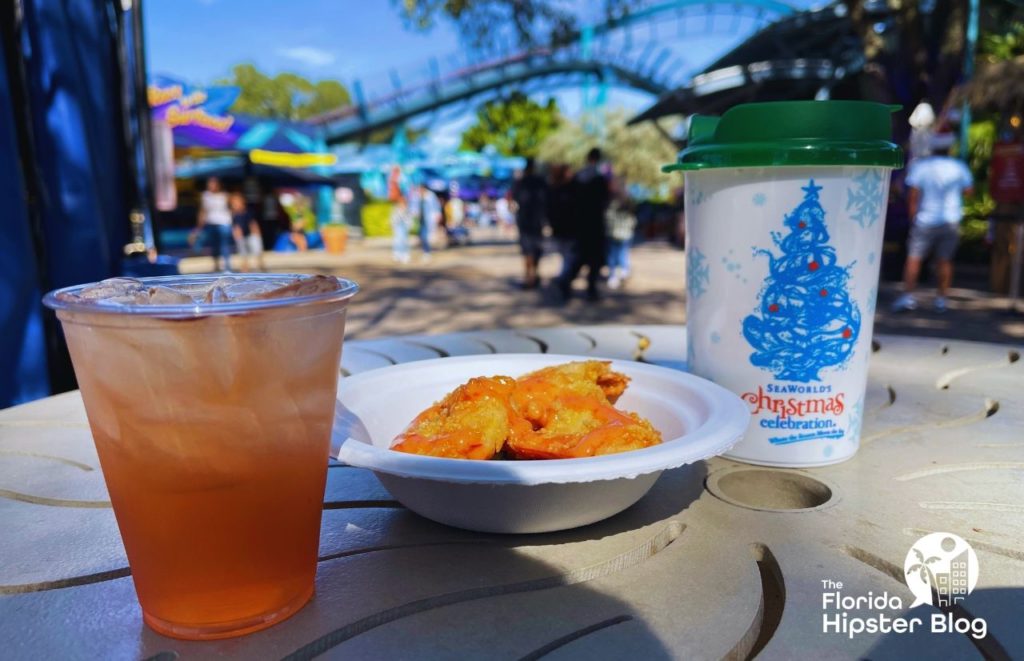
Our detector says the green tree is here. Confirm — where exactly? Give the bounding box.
[394,0,614,49]
[961,15,1024,224]
[298,80,352,118]
[537,110,678,197]
[218,64,351,120]
[980,18,1024,62]
[460,92,560,157]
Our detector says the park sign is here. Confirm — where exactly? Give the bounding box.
[148,75,242,149]
[147,75,335,168]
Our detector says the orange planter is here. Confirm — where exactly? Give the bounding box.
[321,225,348,254]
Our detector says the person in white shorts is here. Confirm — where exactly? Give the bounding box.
[892,149,974,313]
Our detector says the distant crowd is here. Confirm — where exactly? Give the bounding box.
[390,147,637,302]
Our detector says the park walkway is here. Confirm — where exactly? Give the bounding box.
[180,238,1024,346]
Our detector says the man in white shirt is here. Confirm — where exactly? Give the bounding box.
[892,150,974,313]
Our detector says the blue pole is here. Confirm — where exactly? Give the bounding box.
[353,79,367,120]
[960,0,979,158]
[580,25,595,129]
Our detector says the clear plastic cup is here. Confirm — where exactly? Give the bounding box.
[43,274,358,639]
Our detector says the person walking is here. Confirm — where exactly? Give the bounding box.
[387,165,403,202]
[477,192,495,227]
[415,183,441,261]
[229,192,264,272]
[547,163,575,285]
[511,158,548,289]
[390,195,412,264]
[444,188,470,246]
[191,176,233,271]
[560,147,610,301]
[605,180,637,289]
[892,147,975,312]
[495,190,517,239]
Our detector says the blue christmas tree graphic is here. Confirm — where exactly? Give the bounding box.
[743,180,861,382]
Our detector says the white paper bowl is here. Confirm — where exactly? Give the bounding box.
[334,354,749,533]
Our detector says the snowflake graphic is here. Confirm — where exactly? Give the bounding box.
[753,192,767,206]
[866,286,878,317]
[690,187,708,207]
[710,331,721,344]
[687,247,710,299]
[848,396,865,441]
[846,169,885,228]
[720,249,746,281]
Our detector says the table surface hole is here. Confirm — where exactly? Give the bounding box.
[707,468,836,512]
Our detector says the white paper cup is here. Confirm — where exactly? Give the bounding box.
[685,166,892,466]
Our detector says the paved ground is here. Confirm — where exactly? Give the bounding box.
[180,237,1024,346]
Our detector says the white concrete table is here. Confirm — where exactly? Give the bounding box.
[1,325,1022,660]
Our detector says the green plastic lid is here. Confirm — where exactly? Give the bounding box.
[663,100,904,172]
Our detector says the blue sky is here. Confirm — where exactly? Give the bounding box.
[146,0,465,83]
[145,0,819,147]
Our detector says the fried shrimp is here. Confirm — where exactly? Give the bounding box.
[391,361,662,460]
[391,376,528,459]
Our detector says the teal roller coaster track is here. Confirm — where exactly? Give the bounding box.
[311,0,799,144]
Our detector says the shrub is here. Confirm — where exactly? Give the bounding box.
[361,201,393,237]
[361,200,422,237]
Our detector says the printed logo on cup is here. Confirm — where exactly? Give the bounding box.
[685,166,891,466]
[904,532,979,608]
[740,179,860,447]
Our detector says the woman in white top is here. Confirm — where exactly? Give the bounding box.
[495,191,516,238]
[191,177,233,271]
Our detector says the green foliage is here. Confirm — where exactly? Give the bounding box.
[460,92,561,157]
[959,118,999,261]
[961,217,990,244]
[394,0,601,48]
[963,120,998,223]
[298,80,351,118]
[537,110,679,198]
[980,21,1024,62]
[281,194,318,231]
[966,120,998,177]
[361,201,394,237]
[366,125,428,145]
[218,64,351,120]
